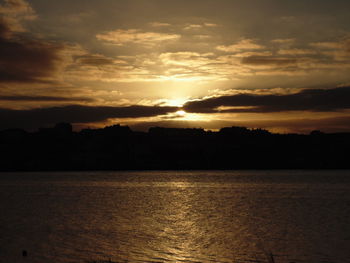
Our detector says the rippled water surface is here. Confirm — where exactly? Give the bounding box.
[1,170,350,263]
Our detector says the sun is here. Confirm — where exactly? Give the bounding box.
[176,110,186,117]
[164,110,208,122]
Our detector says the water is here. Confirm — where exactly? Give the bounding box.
[1,170,350,263]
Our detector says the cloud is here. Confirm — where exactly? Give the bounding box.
[193,34,211,40]
[254,69,307,76]
[65,33,350,83]
[0,105,179,130]
[241,56,298,66]
[183,22,218,31]
[96,29,180,46]
[310,41,343,49]
[159,52,214,66]
[0,16,11,36]
[184,24,202,30]
[0,0,34,15]
[0,95,94,102]
[0,19,67,83]
[310,39,350,54]
[271,38,295,45]
[66,51,235,83]
[216,39,265,53]
[277,49,317,56]
[204,23,218,27]
[157,51,233,81]
[149,22,171,27]
[0,0,36,32]
[183,86,350,113]
[231,51,273,57]
[309,39,350,61]
[74,54,115,66]
[0,2,83,85]
[65,47,350,83]
[65,53,145,83]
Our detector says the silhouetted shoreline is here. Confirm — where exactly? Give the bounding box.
[1,123,349,171]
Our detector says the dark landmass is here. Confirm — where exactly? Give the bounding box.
[0,123,349,171]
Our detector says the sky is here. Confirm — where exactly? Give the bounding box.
[1,0,350,133]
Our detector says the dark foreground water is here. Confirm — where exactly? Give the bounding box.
[1,170,350,263]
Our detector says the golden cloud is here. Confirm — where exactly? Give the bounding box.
[271,38,295,45]
[149,22,171,27]
[96,29,181,46]
[204,23,219,27]
[184,24,203,30]
[216,39,265,53]
[277,49,317,56]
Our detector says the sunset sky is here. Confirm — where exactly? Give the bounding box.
[1,0,350,133]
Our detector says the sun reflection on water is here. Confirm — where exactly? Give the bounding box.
[157,179,200,262]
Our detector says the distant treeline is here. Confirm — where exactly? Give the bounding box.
[0,123,349,171]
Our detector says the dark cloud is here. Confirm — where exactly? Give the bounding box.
[0,18,10,36]
[0,19,64,83]
[0,95,94,102]
[0,104,179,130]
[183,86,350,113]
[241,56,298,66]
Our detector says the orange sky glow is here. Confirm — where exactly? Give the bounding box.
[1,0,350,133]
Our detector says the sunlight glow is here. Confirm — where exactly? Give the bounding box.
[165,98,188,107]
[168,111,210,122]
[181,112,209,121]
[176,110,186,116]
